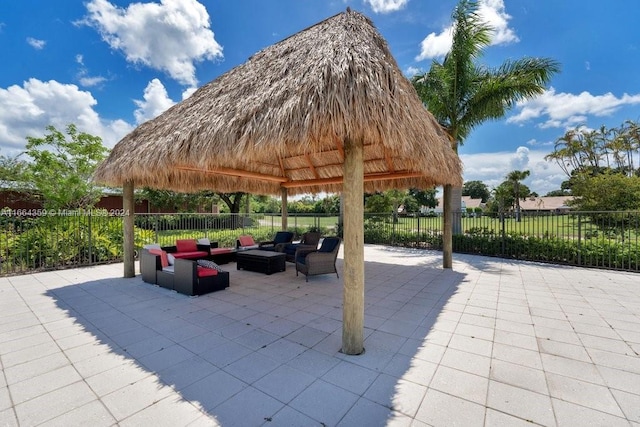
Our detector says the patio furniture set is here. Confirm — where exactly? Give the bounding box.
[140,232,342,295]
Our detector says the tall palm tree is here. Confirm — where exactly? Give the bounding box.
[507,169,530,222]
[412,0,559,267]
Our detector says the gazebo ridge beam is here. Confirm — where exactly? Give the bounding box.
[281,171,425,188]
[175,166,288,183]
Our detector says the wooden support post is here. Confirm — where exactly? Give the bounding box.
[342,137,364,355]
[123,180,135,278]
[281,187,288,230]
[442,184,453,269]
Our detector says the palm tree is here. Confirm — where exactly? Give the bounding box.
[507,169,530,222]
[412,0,559,267]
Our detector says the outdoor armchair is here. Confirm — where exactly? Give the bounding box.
[282,231,321,262]
[258,231,294,251]
[295,236,341,282]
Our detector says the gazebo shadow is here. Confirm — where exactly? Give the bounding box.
[43,252,467,425]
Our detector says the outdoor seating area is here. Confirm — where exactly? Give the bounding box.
[2,245,639,426]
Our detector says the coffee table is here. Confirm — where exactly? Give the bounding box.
[236,249,286,275]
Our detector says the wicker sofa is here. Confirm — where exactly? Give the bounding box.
[140,249,228,296]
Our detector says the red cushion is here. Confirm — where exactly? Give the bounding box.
[238,235,255,246]
[148,249,169,268]
[197,266,218,277]
[172,251,209,259]
[176,239,198,253]
[210,248,231,254]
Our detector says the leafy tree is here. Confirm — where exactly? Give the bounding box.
[364,192,392,213]
[138,188,220,212]
[408,188,438,209]
[462,180,490,202]
[488,179,531,216]
[0,152,27,182]
[569,172,640,212]
[507,170,530,221]
[23,124,107,209]
[412,0,559,266]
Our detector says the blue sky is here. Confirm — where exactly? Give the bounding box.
[1,0,639,195]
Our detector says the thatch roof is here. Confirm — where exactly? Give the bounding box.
[94,8,462,195]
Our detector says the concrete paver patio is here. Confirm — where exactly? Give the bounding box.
[0,245,639,426]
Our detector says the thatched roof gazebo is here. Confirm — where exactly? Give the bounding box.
[95,8,462,355]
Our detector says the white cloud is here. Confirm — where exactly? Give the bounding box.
[181,86,198,100]
[460,146,567,195]
[0,78,133,154]
[82,0,223,86]
[507,87,640,129]
[404,66,422,78]
[78,75,108,87]
[364,0,408,14]
[75,53,108,88]
[133,79,175,124]
[525,138,554,147]
[416,0,518,61]
[26,37,46,50]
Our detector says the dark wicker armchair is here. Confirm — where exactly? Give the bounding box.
[282,231,321,262]
[295,237,341,281]
[258,231,294,251]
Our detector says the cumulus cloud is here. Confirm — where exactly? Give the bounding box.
[133,79,175,124]
[364,0,408,14]
[0,78,133,154]
[81,0,223,86]
[460,146,567,195]
[510,146,529,170]
[416,0,518,61]
[507,87,640,129]
[26,37,46,50]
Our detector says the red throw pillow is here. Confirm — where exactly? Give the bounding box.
[238,235,255,246]
[148,249,169,268]
[176,239,198,253]
[197,266,218,277]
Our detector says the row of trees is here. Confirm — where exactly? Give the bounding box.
[544,122,640,212]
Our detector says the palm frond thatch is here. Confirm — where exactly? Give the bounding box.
[94,9,462,195]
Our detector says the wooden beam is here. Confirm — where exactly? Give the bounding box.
[281,187,288,230]
[123,180,135,278]
[280,171,425,188]
[335,139,345,161]
[384,149,395,173]
[342,136,365,355]
[305,154,319,179]
[175,166,287,183]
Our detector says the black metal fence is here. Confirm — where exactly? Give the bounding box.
[1,210,639,276]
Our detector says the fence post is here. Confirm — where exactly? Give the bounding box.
[500,212,506,256]
[87,213,92,264]
[577,213,582,266]
[154,215,159,244]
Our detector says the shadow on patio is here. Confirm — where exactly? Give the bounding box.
[37,246,467,425]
